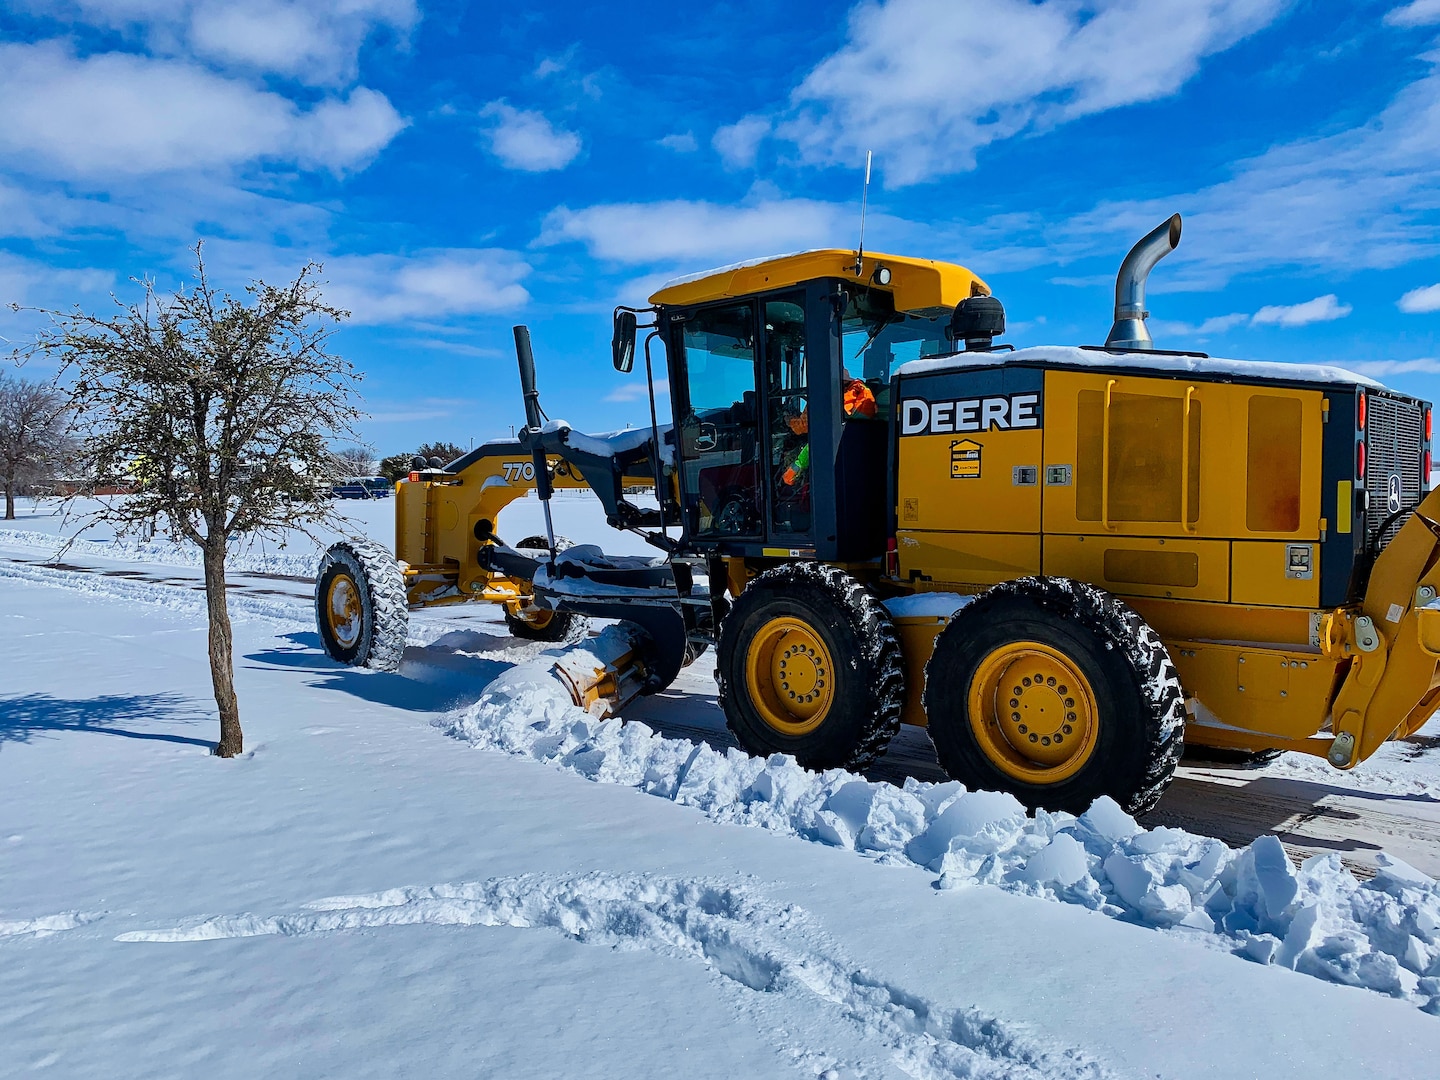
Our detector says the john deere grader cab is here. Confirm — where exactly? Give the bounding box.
[316,215,1440,815]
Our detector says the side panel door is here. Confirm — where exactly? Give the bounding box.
[893,365,1044,587]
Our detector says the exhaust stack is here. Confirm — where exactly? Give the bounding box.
[1105,214,1182,351]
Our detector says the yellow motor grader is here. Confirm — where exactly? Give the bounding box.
[316,215,1440,814]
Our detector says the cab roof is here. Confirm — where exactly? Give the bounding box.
[647,249,989,314]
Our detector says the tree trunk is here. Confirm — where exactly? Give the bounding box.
[3,473,13,520]
[203,538,243,757]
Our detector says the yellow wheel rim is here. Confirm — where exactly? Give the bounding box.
[968,641,1099,784]
[743,617,835,736]
[326,573,363,649]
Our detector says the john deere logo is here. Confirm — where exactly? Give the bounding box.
[1387,473,1403,514]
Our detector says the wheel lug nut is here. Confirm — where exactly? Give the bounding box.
[1022,677,1032,687]
[1011,712,1021,722]
[1046,677,1056,687]
[1028,733,1038,743]
[1066,712,1076,722]
[1054,734,1063,744]
[1058,685,1068,694]
[1041,736,1051,746]
[1062,724,1073,735]
[1009,698,1019,708]
[1064,698,1075,708]
[1017,724,1028,734]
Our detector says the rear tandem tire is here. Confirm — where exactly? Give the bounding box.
[503,535,588,644]
[716,563,905,771]
[315,540,409,672]
[923,576,1184,815]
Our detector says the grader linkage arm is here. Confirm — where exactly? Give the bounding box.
[1323,486,1440,767]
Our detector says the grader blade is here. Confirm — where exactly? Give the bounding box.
[548,624,653,718]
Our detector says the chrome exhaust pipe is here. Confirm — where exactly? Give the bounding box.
[1105,213,1181,351]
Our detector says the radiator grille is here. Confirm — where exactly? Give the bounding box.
[1365,394,1425,550]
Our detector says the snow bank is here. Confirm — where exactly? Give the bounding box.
[442,666,1440,1014]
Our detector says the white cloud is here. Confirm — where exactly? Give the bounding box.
[318,249,532,325]
[1197,312,1250,333]
[1028,55,1440,287]
[0,41,404,178]
[658,132,698,153]
[603,378,669,404]
[767,0,1287,185]
[539,197,847,265]
[1151,312,1251,337]
[187,1,409,85]
[22,0,418,85]
[0,251,113,308]
[1385,0,1440,27]
[364,405,454,424]
[1331,357,1440,376]
[1250,294,1351,326]
[534,48,576,79]
[713,116,770,169]
[1399,283,1440,312]
[480,102,582,172]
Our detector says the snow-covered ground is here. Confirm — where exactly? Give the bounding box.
[3,494,1440,1078]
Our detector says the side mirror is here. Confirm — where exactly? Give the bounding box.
[612,310,637,373]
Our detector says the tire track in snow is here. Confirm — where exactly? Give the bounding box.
[114,872,1112,1080]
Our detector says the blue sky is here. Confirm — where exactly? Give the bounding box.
[5,0,1440,457]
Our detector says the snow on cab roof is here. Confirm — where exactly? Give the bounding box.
[897,345,1386,390]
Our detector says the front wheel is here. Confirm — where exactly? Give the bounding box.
[716,563,905,771]
[923,577,1184,814]
[315,540,409,671]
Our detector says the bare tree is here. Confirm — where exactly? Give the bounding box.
[16,248,362,757]
[333,445,375,477]
[0,371,71,519]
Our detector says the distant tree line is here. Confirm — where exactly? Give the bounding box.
[378,441,466,481]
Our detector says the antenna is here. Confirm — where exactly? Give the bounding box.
[851,150,872,276]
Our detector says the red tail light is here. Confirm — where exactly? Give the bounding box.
[1427,407,1433,441]
[1357,441,1366,479]
[1358,392,1367,430]
[1427,450,1433,482]
[885,536,899,578]
[407,471,420,482]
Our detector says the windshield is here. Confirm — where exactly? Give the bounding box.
[841,286,955,398]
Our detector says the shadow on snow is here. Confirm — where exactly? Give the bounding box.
[0,692,214,749]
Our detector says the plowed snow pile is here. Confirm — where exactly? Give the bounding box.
[443,632,1440,1015]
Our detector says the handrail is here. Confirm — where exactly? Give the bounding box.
[1181,385,1197,533]
[1102,379,1117,531]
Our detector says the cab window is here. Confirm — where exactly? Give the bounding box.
[841,286,955,412]
[678,303,761,537]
